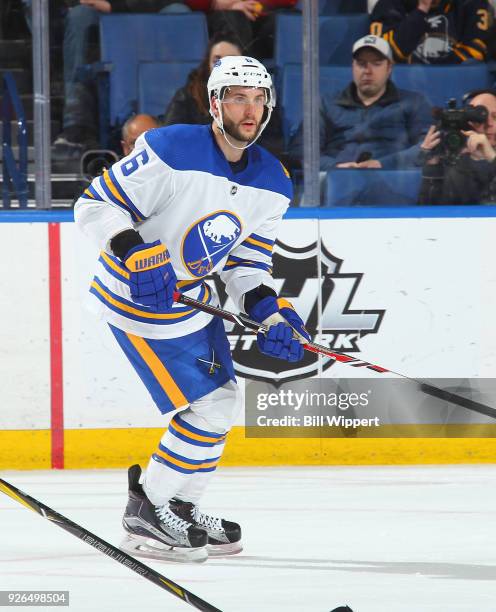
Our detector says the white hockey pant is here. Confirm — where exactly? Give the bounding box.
[143,380,242,506]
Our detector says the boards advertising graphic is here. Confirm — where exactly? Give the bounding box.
[210,229,385,384]
[1,215,495,441]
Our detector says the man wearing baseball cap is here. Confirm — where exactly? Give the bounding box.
[289,34,432,172]
[352,34,394,61]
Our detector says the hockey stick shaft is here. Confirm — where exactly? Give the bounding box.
[0,478,222,612]
[174,291,496,420]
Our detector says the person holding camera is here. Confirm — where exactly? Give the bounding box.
[418,91,496,204]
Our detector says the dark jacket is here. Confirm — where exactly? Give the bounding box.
[163,83,210,126]
[289,80,432,171]
[419,154,496,204]
[370,0,490,63]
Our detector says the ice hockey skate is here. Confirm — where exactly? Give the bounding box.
[170,497,242,556]
[120,465,208,563]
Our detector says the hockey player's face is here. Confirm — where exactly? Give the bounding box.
[353,50,392,99]
[221,87,266,143]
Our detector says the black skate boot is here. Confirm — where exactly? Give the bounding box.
[119,465,208,563]
[170,497,242,556]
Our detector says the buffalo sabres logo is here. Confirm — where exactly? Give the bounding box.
[210,239,385,384]
[182,211,242,278]
[414,16,451,62]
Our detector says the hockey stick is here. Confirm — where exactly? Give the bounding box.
[0,478,222,612]
[174,291,496,421]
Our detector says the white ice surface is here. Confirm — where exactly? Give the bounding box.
[1,466,495,612]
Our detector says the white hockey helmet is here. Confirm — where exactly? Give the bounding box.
[207,55,275,149]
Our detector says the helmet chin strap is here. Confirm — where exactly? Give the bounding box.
[220,129,253,151]
[213,101,272,151]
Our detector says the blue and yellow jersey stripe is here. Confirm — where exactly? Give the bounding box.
[452,45,468,61]
[124,333,188,409]
[176,279,205,292]
[80,183,105,202]
[222,254,272,274]
[240,233,274,257]
[168,413,226,448]
[90,277,211,325]
[384,31,408,62]
[97,169,146,223]
[152,443,221,474]
[97,252,207,292]
[472,38,487,51]
[98,252,130,281]
[456,42,484,61]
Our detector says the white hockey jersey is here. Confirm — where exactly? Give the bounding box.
[74,124,293,339]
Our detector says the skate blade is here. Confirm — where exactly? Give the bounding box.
[207,541,243,557]
[120,534,208,564]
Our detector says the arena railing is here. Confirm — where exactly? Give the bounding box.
[1,71,28,208]
[31,0,52,209]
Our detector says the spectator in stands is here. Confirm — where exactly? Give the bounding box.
[74,112,158,203]
[121,113,160,155]
[418,90,496,204]
[370,0,492,64]
[289,35,432,171]
[163,31,242,125]
[185,0,298,59]
[21,0,32,30]
[486,0,496,59]
[53,0,190,158]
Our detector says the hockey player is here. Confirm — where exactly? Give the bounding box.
[370,0,492,64]
[74,56,309,563]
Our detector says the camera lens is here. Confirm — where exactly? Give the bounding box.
[80,150,119,179]
[465,104,488,124]
[445,131,465,151]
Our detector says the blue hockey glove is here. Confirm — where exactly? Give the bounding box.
[248,296,310,362]
[124,240,177,311]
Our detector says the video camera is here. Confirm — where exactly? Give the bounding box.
[80,149,120,181]
[432,99,488,165]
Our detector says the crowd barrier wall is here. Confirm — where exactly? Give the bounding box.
[1,207,495,469]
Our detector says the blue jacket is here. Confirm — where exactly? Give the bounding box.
[289,80,432,170]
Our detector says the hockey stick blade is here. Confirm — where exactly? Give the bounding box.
[173,291,496,421]
[0,478,222,612]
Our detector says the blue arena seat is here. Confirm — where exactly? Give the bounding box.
[324,169,423,207]
[138,62,196,118]
[392,64,490,109]
[100,14,208,125]
[280,65,350,144]
[274,14,369,67]
[296,0,367,12]
[319,0,367,12]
